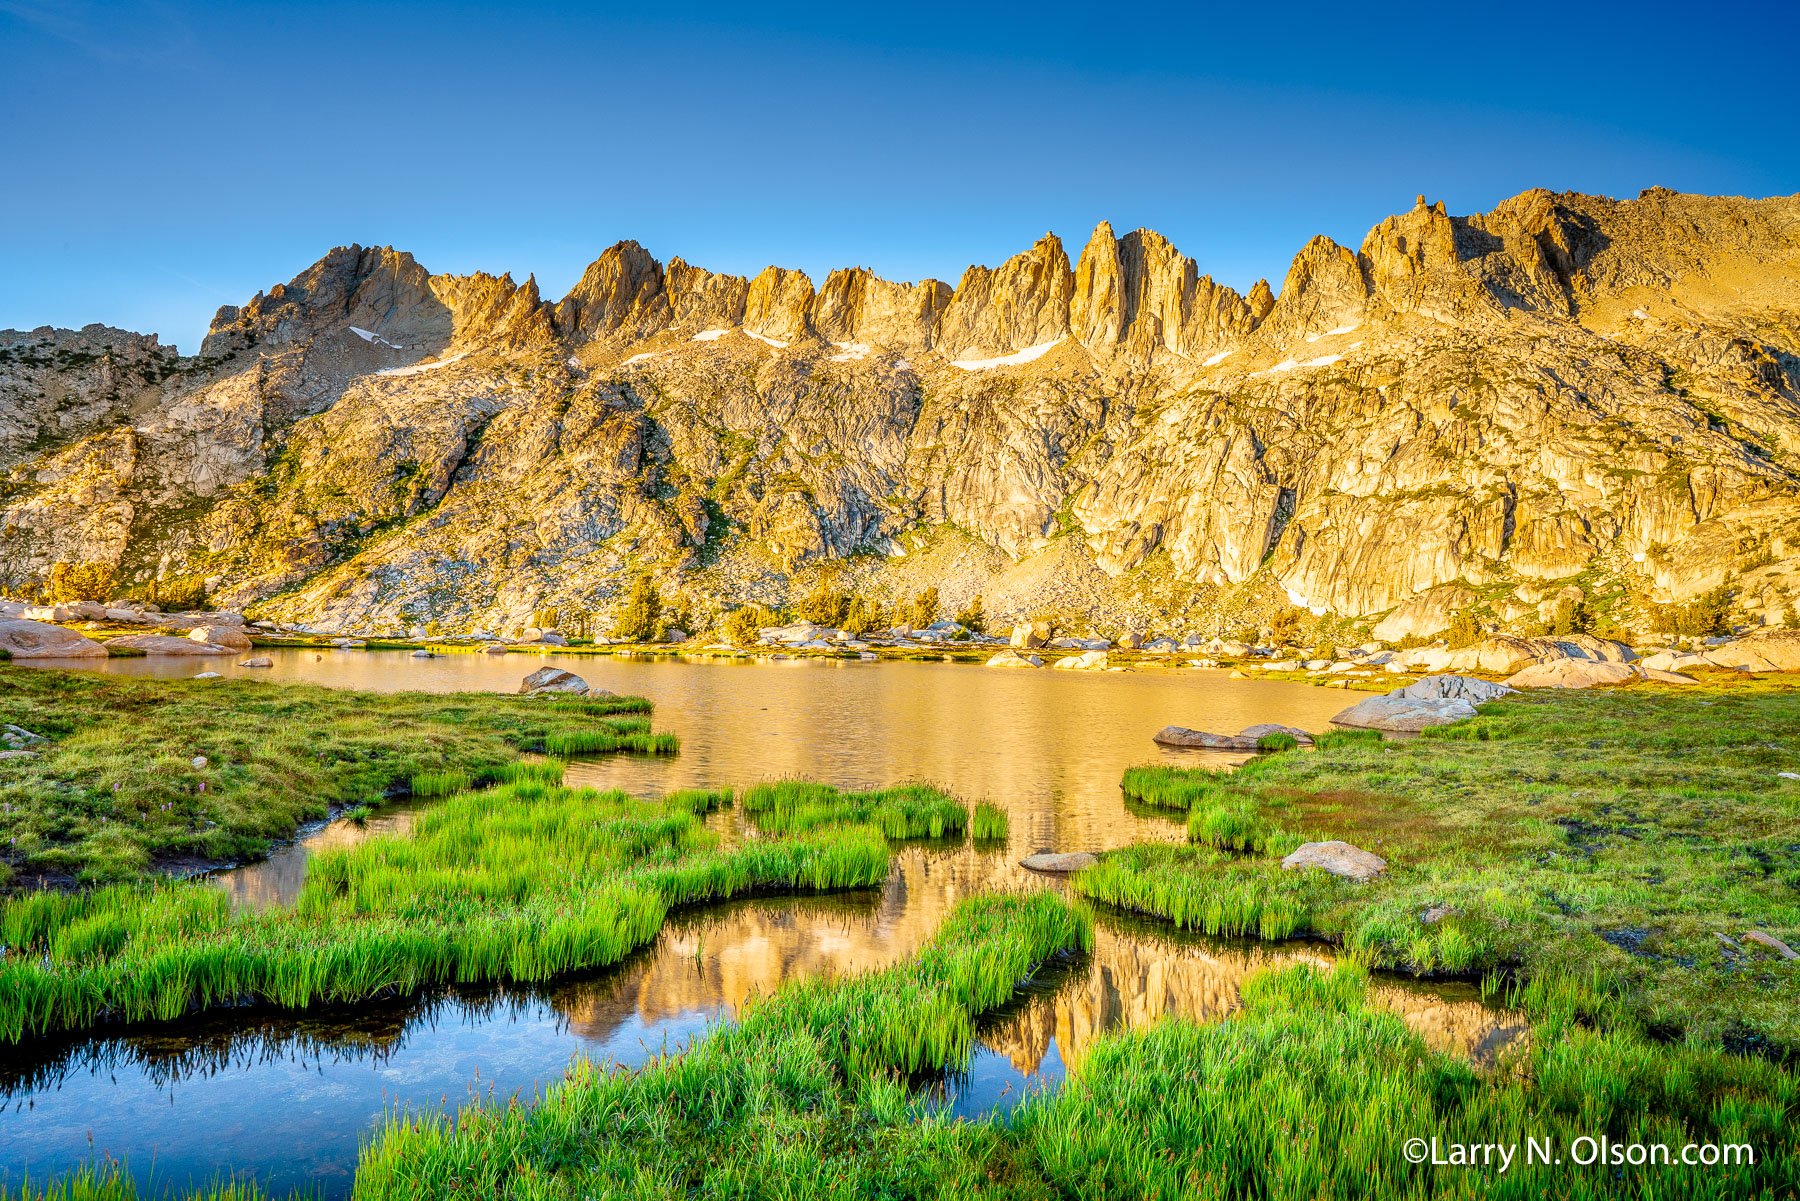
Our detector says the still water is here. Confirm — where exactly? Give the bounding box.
[2,652,1517,1197]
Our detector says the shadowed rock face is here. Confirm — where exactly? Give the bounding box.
[3,187,1799,636]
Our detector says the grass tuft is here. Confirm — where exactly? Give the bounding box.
[408,769,469,797]
[741,781,970,841]
[969,801,1008,841]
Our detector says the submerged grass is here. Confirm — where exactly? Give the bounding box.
[0,666,667,883]
[741,780,972,840]
[1087,679,1800,1055]
[540,728,678,756]
[970,801,1008,841]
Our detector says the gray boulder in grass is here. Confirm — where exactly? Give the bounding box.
[520,667,589,694]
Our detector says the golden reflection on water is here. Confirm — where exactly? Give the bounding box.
[214,809,419,911]
[60,648,1352,861]
[539,848,1524,1069]
[981,925,1529,1073]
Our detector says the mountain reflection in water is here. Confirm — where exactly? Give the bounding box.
[4,850,1523,1200]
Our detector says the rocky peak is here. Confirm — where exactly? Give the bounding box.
[1071,221,1126,352]
[1068,223,1268,363]
[744,267,816,340]
[1247,279,1275,322]
[1361,194,1572,324]
[664,258,749,330]
[1255,235,1369,346]
[427,271,557,348]
[934,233,1073,360]
[813,267,951,351]
[553,241,670,342]
[200,245,451,357]
[9,188,1798,644]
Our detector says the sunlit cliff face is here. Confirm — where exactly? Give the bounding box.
[8,190,1798,639]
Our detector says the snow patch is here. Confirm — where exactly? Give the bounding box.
[827,341,872,362]
[1303,324,1360,342]
[892,359,913,371]
[691,328,731,341]
[743,329,789,349]
[949,339,1062,370]
[1285,586,1329,617]
[1259,353,1342,375]
[350,326,404,350]
[621,352,659,366]
[1201,349,1233,367]
[376,352,471,377]
[566,355,582,369]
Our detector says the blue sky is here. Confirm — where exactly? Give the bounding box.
[3,1,1796,352]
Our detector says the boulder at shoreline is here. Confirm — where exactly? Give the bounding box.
[104,634,236,656]
[0,618,108,659]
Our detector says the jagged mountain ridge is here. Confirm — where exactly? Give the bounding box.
[3,186,1798,637]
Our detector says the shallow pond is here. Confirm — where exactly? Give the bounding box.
[3,653,1512,1197]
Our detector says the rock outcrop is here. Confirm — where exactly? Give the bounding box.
[1019,851,1098,873]
[519,667,589,695]
[1154,723,1314,750]
[1281,840,1387,882]
[0,618,109,659]
[105,634,236,655]
[1332,695,1478,732]
[1391,675,1517,703]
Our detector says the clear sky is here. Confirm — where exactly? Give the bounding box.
[3,0,1796,352]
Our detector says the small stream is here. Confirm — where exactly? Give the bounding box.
[3,653,1522,1197]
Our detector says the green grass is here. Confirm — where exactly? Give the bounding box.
[540,727,678,756]
[1085,679,1800,1054]
[407,769,470,797]
[1075,843,1315,939]
[970,800,1009,841]
[0,778,892,1042]
[1121,762,1301,854]
[1120,763,1227,811]
[0,666,667,883]
[0,1166,272,1201]
[1313,727,1385,751]
[487,760,566,786]
[741,780,972,840]
[11,950,1800,1200]
[10,902,1800,1200]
